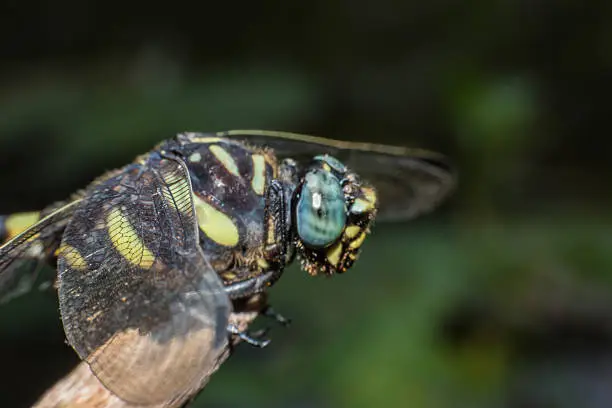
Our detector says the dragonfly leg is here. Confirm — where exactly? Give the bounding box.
[227,323,271,348]
[224,270,278,299]
[262,305,291,327]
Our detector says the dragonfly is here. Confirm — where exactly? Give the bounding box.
[0,130,456,406]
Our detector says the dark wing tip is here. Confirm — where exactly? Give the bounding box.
[362,150,458,222]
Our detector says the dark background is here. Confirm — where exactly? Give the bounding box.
[1,1,612,407]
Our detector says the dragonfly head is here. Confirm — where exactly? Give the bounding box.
[292,154,377,276]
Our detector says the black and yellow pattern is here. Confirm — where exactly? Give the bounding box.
[0,212,40,243]
[0,201,80,303]
[57,155,230,405]
[0,130,456,404]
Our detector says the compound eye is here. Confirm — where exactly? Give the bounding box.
[296,169,346,248]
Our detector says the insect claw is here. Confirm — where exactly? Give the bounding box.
[263,306,292,327]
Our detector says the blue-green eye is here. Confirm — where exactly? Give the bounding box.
[296,169,346,248]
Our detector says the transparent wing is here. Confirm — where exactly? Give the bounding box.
[217,130,457,221]
[0,201,81,303]
[57,155,231,405]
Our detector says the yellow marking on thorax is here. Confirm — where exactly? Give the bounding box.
[189,136,224,144]
[57,243,88,271]
[193,194,239,247]
[251,154,266,195]
[5,212,40,240]
[262,150,279,178]
[106,207,155,269]
[209,145,240,177]
[326,241,343,267]
[188,152,202,162]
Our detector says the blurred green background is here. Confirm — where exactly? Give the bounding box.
[1,1,612,407]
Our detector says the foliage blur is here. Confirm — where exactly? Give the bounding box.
[1,2,612,407]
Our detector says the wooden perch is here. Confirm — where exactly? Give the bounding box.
[34,310,259,408]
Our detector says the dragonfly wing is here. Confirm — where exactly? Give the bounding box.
[0,201,81,303]
[57,154,231,405]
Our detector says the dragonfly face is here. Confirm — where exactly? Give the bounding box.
[292,154,377,276]
[0,130,456,405]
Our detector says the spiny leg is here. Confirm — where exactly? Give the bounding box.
[227,323,271,348]
[262,305,291,327]
[227,292,291,350]
[224,270,277,299]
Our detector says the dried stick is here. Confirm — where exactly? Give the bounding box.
[34,311,259,408]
